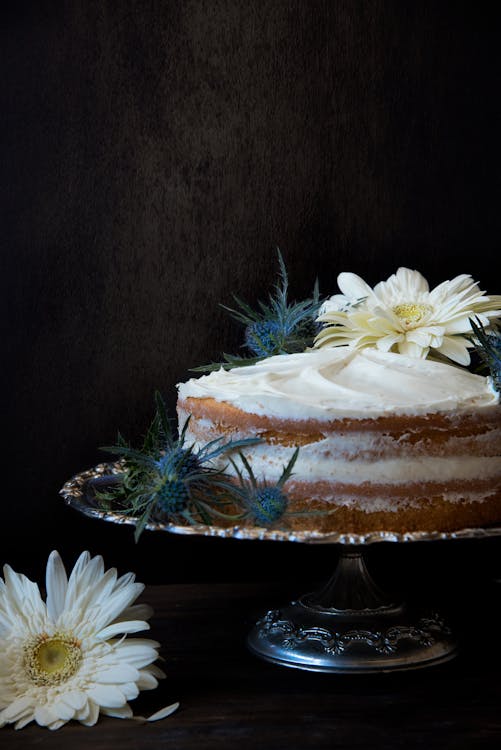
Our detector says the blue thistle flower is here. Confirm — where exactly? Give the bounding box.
[251,486,288,525]
[193,249,323,372]
[156,447,200,478]
[157,479,189,513]
[99,391,261,540]
[470,317,501,392]
[244,319,290,358]
[230,448,299,527]
[154,448,201,513]
[231,249,321,358]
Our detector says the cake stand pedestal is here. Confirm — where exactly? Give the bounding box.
[60,462,501,674]
[247,546,455,673]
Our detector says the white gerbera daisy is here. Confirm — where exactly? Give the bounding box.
[315,267,501,365]
[0,551,173,730]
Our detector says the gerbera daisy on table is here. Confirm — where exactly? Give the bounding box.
[315,267,501,365]
[0,551,178,730]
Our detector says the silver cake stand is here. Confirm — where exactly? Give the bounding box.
[60,462,501,674]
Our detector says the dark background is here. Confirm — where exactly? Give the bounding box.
[2,1,500,593]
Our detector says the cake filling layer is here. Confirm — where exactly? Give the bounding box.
[181,413,501,459]
[185,437,501,485]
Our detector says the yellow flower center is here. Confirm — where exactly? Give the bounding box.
[393,302,432,328]
[24,632,82,686]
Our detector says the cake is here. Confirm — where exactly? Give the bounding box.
[178,264,501,533]
[177,344,501,534]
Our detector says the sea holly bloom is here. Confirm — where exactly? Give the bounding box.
[315,267,501,365]
[99,391,261,539]
[0,551,178,730]
[226,249,321,358]
[470,316,501,392]
[230,448,299,526]
[194,249,322,372]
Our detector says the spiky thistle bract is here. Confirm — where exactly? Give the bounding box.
[470,316,501,392]
[192,249,322,372]
[98,391,260,540]
[229,448,300,526]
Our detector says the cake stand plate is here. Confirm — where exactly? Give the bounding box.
[61,463,501,674]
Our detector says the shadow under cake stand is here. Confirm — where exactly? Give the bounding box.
[60,462,501,674]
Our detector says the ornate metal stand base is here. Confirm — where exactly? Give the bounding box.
[247,549,457,673]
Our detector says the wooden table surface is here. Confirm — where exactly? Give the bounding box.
[4,580,501,749]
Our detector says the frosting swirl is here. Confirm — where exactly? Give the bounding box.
[178,348,499,420]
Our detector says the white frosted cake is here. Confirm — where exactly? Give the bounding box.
[177,347,501,532]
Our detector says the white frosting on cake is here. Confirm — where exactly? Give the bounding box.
[178,347,499,420]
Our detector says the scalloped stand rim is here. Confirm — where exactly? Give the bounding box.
[60,462,501,545]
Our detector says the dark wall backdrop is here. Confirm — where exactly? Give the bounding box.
[2,1,500,589]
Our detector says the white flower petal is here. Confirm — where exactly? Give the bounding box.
[395,267,429,296]
[318,294,351,315]
[147,664,167,679]
[0,695,34,723]
[46,551,68,623]
[94,664,140,684]
[119,682,139,701]
[429,274,475,304]
[88,684,128,708]
[34,704,58,727]
[14,713,35,730]
[90,583,145,633]
[2,566,45,625]
[136,671,159,690]
[115,572,136,591]
[73,699,91,722]
[118,603,154,622]
[398,340,428,358]
[64,551,91,608]
[405,326,443,348]
[48,719,66,730]
[114,637,161,650]
[436,336,471,365]
[113,640,161,668]
[61,690,88,711]
[74,555,105,598]
[96,620,150,640]
[375,333,403,352]
[145,702,180,722]
[49,699,75,722]
[101,704,133,719]
[78,700,100,727]
[71,567,118,616]
[337,272,374,301]
[441,315,476,334]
